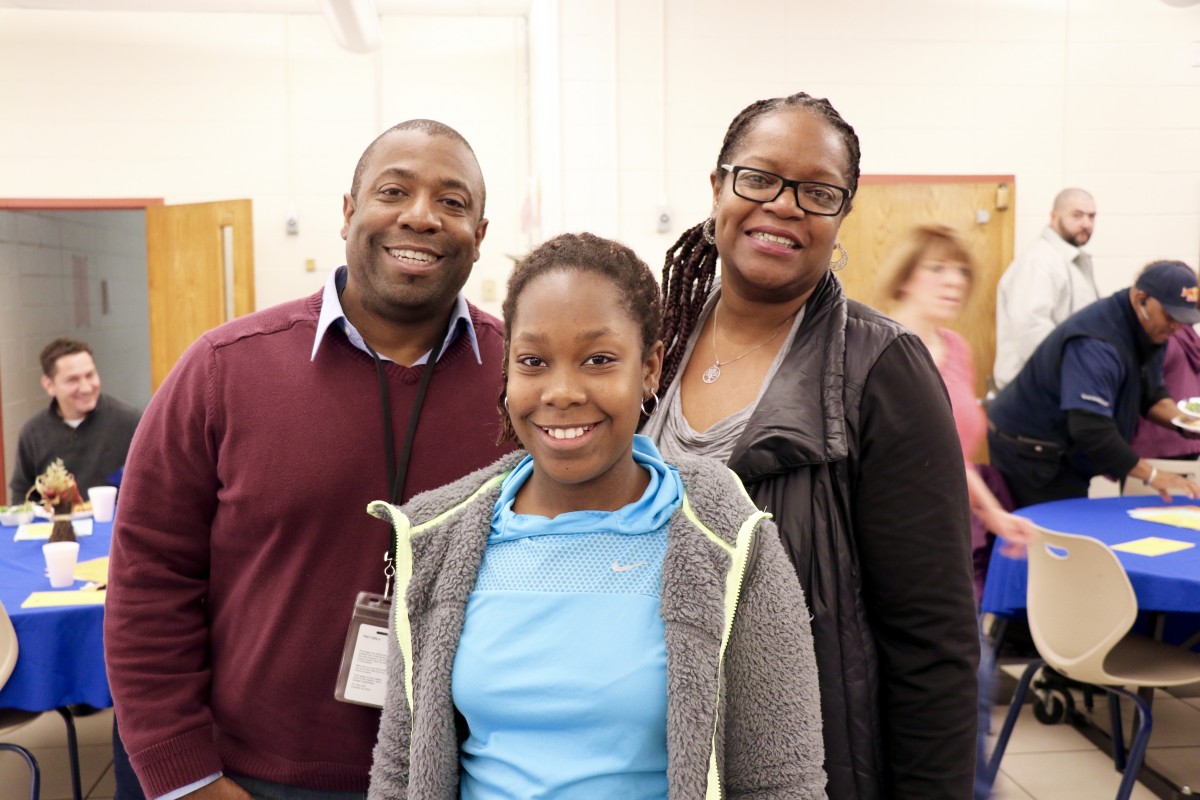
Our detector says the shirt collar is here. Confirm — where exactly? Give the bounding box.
[49,396,98,423]
[310,266,481,365]
[1040,225,1083,260]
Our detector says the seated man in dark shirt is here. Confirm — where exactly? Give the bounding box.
[9,337,141,500]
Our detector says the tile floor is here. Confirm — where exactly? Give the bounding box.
[1,672,1198,800]
[986,663,1200,799]
[0,707,114,800]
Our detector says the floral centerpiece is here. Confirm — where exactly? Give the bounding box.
[26,458,83,543]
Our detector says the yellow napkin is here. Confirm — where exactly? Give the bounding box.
[22,590,106,608]
[74,556,109,583]
[14,522,53,541]
[1110,536,1196,556]
[13,519,93,540]
[1127,506,1200,530]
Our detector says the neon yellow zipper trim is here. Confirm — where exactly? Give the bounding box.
[682,472,772,800]
[366,470,509,727]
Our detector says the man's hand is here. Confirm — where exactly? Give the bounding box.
[1147,469,1200,502]
[1150,396,1193,432]
[184,777,253,800]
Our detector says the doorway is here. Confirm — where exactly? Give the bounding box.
[837,175,1016,400]
[0,198,254,503]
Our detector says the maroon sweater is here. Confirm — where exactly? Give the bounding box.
[105,290,512,796]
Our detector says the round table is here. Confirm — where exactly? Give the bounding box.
[0,519,113,711]
[982,495,1200,643]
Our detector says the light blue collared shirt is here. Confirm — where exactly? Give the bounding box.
[310,266,482,365]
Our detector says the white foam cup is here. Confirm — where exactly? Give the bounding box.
[88,485,118,523]
[43,541,81,588]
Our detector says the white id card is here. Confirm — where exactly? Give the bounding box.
[334,592,391,708]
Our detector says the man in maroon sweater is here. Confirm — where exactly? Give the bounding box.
[105,120,514,800]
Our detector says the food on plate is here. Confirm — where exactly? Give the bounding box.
[0,501,36,526]
[1177,397,1200,419]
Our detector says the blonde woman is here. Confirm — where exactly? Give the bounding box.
[878,224,1034,598]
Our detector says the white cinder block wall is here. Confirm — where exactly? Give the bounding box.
[3,1,1198,306]
[560,0,1200,293]
[0,7,527,313]
[2,0,1200,490]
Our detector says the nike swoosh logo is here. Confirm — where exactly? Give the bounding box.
[611,561,648,572]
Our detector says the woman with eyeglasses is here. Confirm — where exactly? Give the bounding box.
[642,93,980,800]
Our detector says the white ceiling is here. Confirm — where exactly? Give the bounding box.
[0,0,529,13]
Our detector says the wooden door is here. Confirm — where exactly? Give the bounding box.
[836,176,1015,400]
[146,200,255,390]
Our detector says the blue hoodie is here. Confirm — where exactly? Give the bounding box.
[451,435,683,799]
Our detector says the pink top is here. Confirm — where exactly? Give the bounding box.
[937,328,985,466]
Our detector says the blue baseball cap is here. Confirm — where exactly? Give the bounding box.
[1135,260,1200,324]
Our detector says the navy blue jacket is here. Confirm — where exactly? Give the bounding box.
[989,290,1165,477]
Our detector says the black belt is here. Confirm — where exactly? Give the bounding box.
[987,422,1065,458]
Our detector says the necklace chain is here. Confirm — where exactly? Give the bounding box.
[702,304,795,384]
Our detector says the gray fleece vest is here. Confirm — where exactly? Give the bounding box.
[365,451,828,799]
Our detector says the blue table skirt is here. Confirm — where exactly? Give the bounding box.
[0,521,113,711]
[983,495,1200,624]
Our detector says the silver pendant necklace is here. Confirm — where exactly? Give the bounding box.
[702,304,796,384]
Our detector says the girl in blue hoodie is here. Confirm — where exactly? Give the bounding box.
[368,232,826,800]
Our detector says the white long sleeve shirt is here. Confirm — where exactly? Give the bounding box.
[993,226,1099,389]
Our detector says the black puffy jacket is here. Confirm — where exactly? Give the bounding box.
[727,272,979,800]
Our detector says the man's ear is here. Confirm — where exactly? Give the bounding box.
[40,375,55,398]
[473,217,489,263]
[340,193,355,240]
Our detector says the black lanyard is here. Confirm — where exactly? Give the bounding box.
[364,336,442,506]
[363,336,442,595]
[336,276,444,595]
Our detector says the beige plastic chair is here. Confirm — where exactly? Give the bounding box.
[1121,458,1200,496]
[1,600,42,800]
[982,527,1200,799]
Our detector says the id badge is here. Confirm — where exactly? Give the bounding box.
[334,591,392,708]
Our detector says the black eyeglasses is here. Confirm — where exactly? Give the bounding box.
[719,164,850,216]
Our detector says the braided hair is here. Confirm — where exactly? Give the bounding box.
[497,232,663,446]
[658,93,861,392]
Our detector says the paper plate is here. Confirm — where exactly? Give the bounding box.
[1171,414,1200,433]
[1177,397,1200,420]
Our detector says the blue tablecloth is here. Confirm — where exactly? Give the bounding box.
[0,520,113,711]
[982,495,1200,618]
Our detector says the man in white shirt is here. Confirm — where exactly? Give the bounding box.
[993,188,1099,389]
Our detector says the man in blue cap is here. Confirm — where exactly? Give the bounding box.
[988,259,1200,507]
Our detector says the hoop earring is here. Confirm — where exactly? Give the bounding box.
[640,391,660,417]
[503,394,509,411]
[701,218,716,245]
[830,242,848,272]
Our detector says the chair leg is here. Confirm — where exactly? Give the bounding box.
[1108,687,1154,800]
[980,659,1044,790]
[1107,691,1127,772]
[0,741,42,800]
[55,707,83,800]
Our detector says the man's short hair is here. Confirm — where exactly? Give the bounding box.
[40,337,93,378]
[349,119,486,217]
